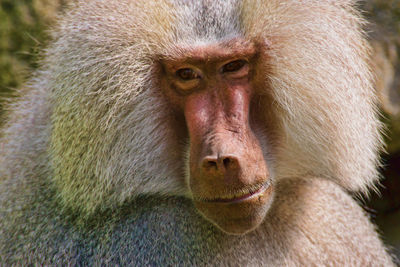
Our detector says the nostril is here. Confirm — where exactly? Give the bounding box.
[202,155,239,173]
[222,156,239,170]
[204,160,217,169]
[202,157,218,171]
[223,157,231,167]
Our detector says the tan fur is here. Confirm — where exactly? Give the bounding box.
[0,0,396,265]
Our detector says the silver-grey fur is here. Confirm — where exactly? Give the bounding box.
[0,0,396,265]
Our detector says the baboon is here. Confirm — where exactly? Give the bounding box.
[0,0,396,265]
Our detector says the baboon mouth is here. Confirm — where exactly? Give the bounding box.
[201,182,270,204]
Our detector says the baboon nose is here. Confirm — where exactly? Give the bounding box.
[202,155,240,174]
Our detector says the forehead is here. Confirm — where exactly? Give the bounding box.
[162,38,257,67]
[170,0,243,43]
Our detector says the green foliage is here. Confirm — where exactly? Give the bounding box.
[0,0,65,120]
[363,0,400,34]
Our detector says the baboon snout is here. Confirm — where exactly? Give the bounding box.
[190,134,273,235]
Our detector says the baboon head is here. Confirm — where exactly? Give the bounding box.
[44,0,381,234]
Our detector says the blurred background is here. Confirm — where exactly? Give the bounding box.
[0,0,399,259]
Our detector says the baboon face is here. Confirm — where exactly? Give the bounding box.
[161,39,274,234]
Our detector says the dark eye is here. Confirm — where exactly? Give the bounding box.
[176,68,199,80]
[222,60,247,73]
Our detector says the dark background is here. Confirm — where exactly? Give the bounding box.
[0,0,399,259]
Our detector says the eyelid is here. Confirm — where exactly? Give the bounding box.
[220,60,250,79]
[221,59,248,73]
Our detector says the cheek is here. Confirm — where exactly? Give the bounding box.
[250,94,282,157]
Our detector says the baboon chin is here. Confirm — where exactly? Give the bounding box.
[0,0,396,265]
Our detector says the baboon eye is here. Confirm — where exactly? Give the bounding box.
[222,60,247,73]
[176,68,199,80]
